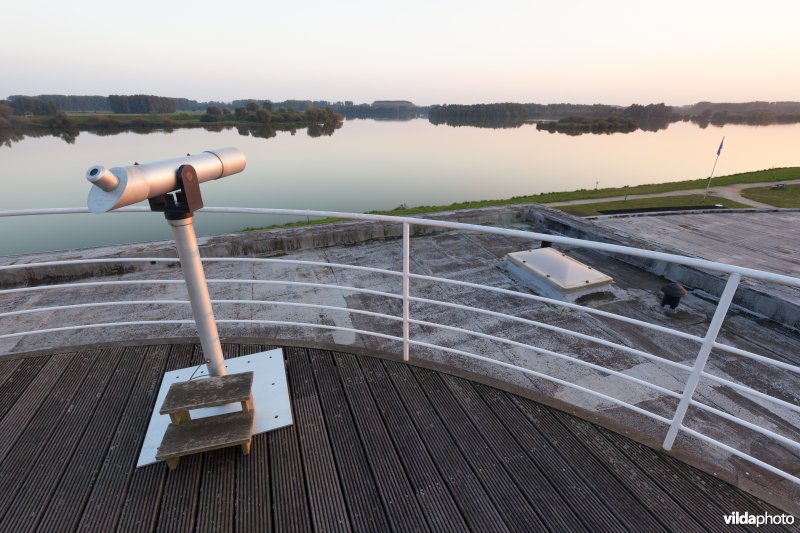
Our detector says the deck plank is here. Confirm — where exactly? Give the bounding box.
[378,359,508,532]
[195,344,240,533]
[358,356,472,533]
[416,369,549,533]
[269,353,313,533]
[156,344,207,533]
[234,344,275,533]
[0,348,122,532]
[486,387,666,532]
[599,426,785,533]
[0,350,97,521]
[554,407,718,532]
[476,384,631,532]
[0,356,47,419]
[307,348,390,533]
[598,425,734,533]
[0,353,72,463]
[661,452,787,519]
[287,347,352,532]
[0,358,22,387]
[39,345,148,533]
[0,343,791,532]
[334,352,431,533]
[96,344,171,533]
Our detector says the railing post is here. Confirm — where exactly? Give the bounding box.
[402,222,411,361]
[663,273,741,450]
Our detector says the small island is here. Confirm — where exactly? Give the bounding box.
[536,116,638,135]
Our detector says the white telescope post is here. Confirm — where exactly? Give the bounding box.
[86,149,247,377]
[164,166,226,376]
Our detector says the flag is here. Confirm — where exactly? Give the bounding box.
[716,137,725,156]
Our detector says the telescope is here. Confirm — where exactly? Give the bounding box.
[86,147,246,213]
[84,147,247,377]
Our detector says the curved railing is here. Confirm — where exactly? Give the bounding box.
[0,206,799,488]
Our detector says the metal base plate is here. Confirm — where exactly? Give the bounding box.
[137,348,292,467]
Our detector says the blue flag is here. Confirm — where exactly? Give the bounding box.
[716,137,724,156]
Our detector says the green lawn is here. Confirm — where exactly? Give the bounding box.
[369,167,800,213]
[242,169,797,231]
[554,194,750,217]
[245,167,800,231]
[740,184,800,208]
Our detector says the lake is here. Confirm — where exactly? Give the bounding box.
[1,119,798,256]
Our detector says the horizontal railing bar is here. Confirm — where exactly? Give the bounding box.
[3,206,799,286]
[687,399,800,450]
[713,342,800,375]
[0,257,403,277]
[410,273,704,343]
[0,319,196,339]
[0,300,189,317]
[0,279,403,300]
[0,299,403,322]
[0,280,185,295]
[410,296,692,372]
[700,371,800,414]
[408,338,672,425]
[409,318,682,399]
[679,426,800,486]
[0,319,403,343]
[215,320,404,342]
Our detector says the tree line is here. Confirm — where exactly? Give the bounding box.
[428,103,622,127]
[200,100,343,126]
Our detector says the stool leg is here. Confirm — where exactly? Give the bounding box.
[170,411,191,425]
[166,458,180,470]
[241,394,253,414]
[241,439,252,456]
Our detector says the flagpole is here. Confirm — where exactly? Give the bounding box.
[703,136,725,201]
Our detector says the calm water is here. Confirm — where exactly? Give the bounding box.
[1,119,799,256]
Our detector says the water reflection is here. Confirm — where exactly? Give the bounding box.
[0,120,342,147]
[1,119,798,255]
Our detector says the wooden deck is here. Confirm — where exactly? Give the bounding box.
[0,343,790,532]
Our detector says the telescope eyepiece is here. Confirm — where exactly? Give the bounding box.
[86,165,120,192]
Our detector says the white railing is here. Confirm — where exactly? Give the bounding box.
[1,206,799,487]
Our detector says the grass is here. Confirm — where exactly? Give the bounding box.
[554,194,750,217]
[241,167,798,231]
[740,184,800,208]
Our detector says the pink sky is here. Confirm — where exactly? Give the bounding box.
[2,0,798,105]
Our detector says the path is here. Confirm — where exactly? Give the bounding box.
[544,178,800,208]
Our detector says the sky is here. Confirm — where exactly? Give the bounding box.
[2,0,799,106]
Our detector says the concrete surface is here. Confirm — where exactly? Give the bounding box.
[0,205,798,514]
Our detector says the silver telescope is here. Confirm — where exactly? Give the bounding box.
[86,147,246,213]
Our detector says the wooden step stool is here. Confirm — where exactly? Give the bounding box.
[156,371,255,470]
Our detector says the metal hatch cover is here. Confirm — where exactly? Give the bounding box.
[505,248,613,300]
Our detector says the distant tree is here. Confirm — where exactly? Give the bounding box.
[256,109,271,124]
[245,101,259,113]
[234,107,247,119]
[9,96,59,116]
[206,106,222,116]
[108,94,177,114]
